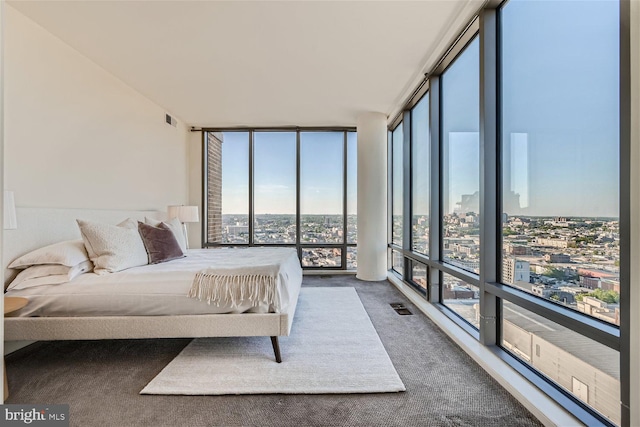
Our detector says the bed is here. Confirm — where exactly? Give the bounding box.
[3,208,303,363]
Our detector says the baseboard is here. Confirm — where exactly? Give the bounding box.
[303,270,356,275]
[4,341,36,355]
[387,273,582,427]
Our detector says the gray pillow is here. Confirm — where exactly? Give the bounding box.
[145,217,187,252]
[138,222,184,264]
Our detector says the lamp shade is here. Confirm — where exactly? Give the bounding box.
[4,190,17,230]
[167,205,199,223]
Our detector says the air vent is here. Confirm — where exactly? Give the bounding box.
[390,302,413,315]
[165,114,177,127]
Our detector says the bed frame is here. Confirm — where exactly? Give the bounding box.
[3,208,300,363]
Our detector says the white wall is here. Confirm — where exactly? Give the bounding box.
[1,0,6,401]
[4,5,189,211]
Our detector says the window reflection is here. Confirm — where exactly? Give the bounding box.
[441,38,480,275]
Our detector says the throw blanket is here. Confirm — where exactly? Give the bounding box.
[188,248,295,311]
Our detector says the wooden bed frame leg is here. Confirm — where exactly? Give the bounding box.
[270,336,282,363]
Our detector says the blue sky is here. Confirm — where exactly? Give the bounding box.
[441,37,480,216]
[220,131,249,215]
[221,131,356,215]
[392,125,403,217]
[300,132,343,215]
[253,132,297,215]
[412,94,430,216]
[438,0,619,218]
[501,0,619,217]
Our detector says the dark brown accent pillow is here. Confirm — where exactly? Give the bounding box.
[137,221,184,264]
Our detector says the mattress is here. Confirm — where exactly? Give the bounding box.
[5,248,302,317]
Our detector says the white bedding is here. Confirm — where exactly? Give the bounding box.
[5,248,302,318]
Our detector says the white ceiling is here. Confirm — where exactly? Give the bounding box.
[8,0,481,127]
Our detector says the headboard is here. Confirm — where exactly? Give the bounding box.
[3,207,163,286]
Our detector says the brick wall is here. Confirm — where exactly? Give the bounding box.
[207,132,223,243]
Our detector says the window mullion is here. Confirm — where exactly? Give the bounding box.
[201,131,208,247]
[402,111,412,280]
[342,131,348,269]
[295,131,301,260]
[429,76,441,303]
[479,6,499,346]
[248,131,254,246]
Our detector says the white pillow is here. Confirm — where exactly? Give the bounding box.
[8,275,75,291]
[7,260,93,290]
[145,217,187,252]
[80,218,138,261]
[77,219,148,275]
[117,218,138,229]
[8,240,90,269]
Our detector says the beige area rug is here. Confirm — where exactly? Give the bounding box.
[141,287,406,395]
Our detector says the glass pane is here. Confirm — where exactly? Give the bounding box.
[392,251,404,276]
[411,262,427,292]
[500,0,619,325]
[219,132,249,244]
[441,38,480,275]
[412,94,430,255]
[300,132,343,244]
[392,124,404,246]
[347,132,357,244]
[502,301,620,425]
[301,248,341,268]
[347,247,357,270]
[442,272,479,328]
[254,132,297,243]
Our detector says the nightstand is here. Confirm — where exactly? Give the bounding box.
[4,297,28,401]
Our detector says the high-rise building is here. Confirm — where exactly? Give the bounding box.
[503,258,530,285]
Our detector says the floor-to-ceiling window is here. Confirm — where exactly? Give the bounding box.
[500,0,620,323]
[253,131,297,244]
[390,123,405,277]
[441,37,480,276]
[440,37,481,322]
[300,131,344,267]
[346,131,358,269]
[391,124,404,249]
[205,129,356,270]
[387,0,626,424]
[410,94,430,292]
[220,131,249,244]
[499,0,620,423]
[412,94,430,257]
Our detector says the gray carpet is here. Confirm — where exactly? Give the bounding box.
[5,276,542,427]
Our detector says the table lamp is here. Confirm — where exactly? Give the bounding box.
[167,205,199,249]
